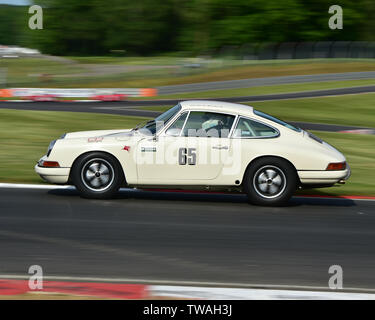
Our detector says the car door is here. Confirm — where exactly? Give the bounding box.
[136,111,188,183]
[136,110,236,183]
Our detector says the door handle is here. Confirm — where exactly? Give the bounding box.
[212,145,229,150]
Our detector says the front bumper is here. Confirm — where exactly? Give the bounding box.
[35,156,70,184]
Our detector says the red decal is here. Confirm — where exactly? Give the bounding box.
[0,279,147,299]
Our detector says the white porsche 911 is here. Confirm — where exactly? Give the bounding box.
[35,100,350,206]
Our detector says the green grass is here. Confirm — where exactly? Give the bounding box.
[249,93,375,128]
[68,56,375,67]
[141,93,375,128]
[0,108,373,196]
[2,57,375,88]
[55,59,375,88]
[0,109,149,183]
[68,56,187,65]
[0,58,86,87]
[132,79,375,100]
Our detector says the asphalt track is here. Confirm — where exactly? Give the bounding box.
[1,81,374,290]
[156,71,375,94]
[0,186,375,290]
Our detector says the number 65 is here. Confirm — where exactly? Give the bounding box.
[178,148,196,165]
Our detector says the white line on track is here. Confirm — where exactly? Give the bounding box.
[149,285,375,300]
[0,182,374,201]
[60,100,101,102]
[93,106,155,110]
[6,100,32,102]
[0,183,74,190]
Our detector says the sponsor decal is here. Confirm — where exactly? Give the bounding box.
[141,147,157,152]
[88,137,103,143]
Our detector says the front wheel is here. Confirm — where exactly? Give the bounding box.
[243,157,297,206]
[71,152,124,199]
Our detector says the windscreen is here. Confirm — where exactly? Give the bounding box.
[141,104,182,135]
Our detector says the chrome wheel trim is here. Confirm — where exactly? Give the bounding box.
[81,158,115,192]
[252,165,287,199]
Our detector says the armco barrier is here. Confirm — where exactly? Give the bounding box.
[217,41,375,60]
[0,89,12,97]
[0,88,158,99]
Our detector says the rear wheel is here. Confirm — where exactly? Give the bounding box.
[243,157,297,206]
[71,152,124,199]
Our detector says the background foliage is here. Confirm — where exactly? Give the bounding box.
[1,0,375,55]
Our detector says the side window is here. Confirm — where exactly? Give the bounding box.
[182,111,235,138]
[233,118,278,138]
[165,112,188,136]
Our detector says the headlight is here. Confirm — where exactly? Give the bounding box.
[46,139,56,157]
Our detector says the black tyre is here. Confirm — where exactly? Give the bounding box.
[243,157,297,206]
[71,152,124,199]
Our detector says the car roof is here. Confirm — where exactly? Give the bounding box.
[179,100,254,116]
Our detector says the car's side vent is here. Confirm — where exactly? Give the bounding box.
[308,132,323,144]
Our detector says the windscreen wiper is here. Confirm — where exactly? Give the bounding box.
[132,119,154,131]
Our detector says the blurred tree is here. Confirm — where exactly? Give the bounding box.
[30,0,180,55]
[101,0,179,55]
[176,0,213,54]
[361,0,375,41]
[208,0,306,45]
[30,0,107,55]
[1,0,373,55]
[298,0,366,41]
[0,5,27,46]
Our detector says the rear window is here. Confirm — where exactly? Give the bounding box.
[233,118,278,138]
[254,110,301,132]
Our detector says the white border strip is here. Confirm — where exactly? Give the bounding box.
[6,100,32,102]
[0,183,374,201]
[0,183,139,192]
[149,285,375,300]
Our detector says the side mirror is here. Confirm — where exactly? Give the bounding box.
[147,136,158,142]
[165,129,181,137]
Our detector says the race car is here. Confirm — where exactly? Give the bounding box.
[35,100,350,206]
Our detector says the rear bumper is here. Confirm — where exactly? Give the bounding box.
[35,156,70,184]
[298,166,351,185]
